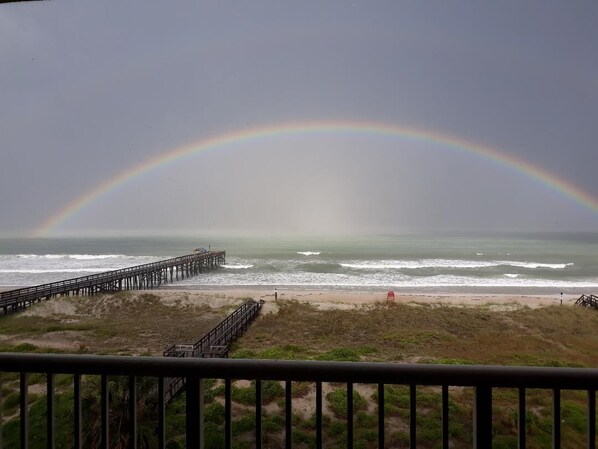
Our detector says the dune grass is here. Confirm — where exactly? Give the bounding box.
[232,299,598,367]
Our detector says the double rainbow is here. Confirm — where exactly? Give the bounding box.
[33,120,598,236]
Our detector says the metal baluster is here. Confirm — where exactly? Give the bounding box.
[158,377,165,449]
[347,382,354,449]
[285,380,292,449]
[74,374,82,449]
[316,382,322,449]
[225,379,232,449]
[186,377,202,449]
[0,373,3,449]
[442,385,449,449]
[410,384,416,449]
[474,386,492,449]
[518,388,526,449]
[101,375,109,449]
[589,389,596,449]
[47,373,55,449]
[129,376,137,449]
[378,383,384,449]
[256,380,262,449]
[553,389,561,449]
[20,373,27,449]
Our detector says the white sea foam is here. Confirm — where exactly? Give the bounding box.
[340,259,573,270]
[297,251,321,256]
[504,273,519,278]
[222,264,254,269]
[179,271,598,289]
[0,269,103,273]
[69,254,123,260]
[509,262,574,269]
[17,254,124,260]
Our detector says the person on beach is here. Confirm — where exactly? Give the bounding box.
[275,289,278,300]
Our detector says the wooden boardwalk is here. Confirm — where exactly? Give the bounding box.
[0,251,225,315]
[163,299,265,402]
[575,294,598,309]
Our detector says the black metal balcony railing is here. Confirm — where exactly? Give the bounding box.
[1,352,598,449]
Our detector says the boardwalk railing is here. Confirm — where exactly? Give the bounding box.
[163,299,264,401]
[0,251,225,314]
[2,353,598,449]
[576,294,598,309]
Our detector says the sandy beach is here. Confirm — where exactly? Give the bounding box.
[0,287,573,355]
[1,286,574,310]
[149,288,572,311]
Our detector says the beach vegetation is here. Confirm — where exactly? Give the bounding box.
[326,388,368,417]
[232,380,285,405]
[2,294,598,447]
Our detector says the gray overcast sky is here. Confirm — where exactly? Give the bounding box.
[1,1,597,236]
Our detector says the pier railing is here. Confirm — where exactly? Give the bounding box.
[2,353,598,449]
[0,251,225,313]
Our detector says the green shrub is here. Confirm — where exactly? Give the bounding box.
[327,419,346,437]
[204,402,225,425]
[3,391,21,413]
[232,412,255,435]
[263,413,285,432]
[231,349,256,359]
[355,410,377,428]
[231,380,284,405]
[326,388,368,418]
[291,381,311,398]
[291,429,315,448]
[262,380,285,403]
[322,346,379,360]
[259,344,306,360]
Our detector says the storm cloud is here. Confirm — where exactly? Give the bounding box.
[1,1,597,236]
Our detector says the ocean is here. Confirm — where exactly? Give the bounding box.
[0,233,597,294]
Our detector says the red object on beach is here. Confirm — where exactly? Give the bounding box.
[387,291,395,300]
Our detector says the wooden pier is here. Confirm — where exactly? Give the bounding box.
[575,294,598,309]
[0,251,225,315]
[163,299,265,402]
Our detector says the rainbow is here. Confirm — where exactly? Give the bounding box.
[33,120,598,236]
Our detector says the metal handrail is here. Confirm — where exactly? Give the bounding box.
[3,353,598,449]
[0,353,596,388]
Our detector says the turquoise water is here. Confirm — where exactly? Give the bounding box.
[0,233,597,294]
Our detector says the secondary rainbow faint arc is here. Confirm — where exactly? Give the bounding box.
[33,120,598,237]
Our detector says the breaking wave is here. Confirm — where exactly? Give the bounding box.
[222,264,254,269]
[340,259,573,270]
[17,254,125,260]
